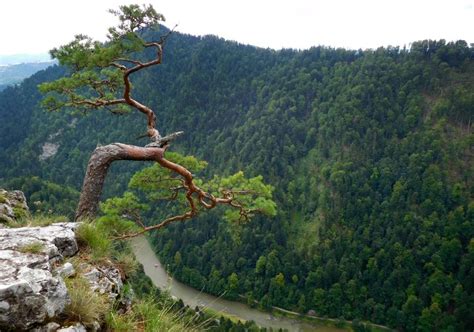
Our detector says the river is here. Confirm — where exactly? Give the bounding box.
[130,236,345,332]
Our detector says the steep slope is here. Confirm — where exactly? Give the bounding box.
[150,41,473,331]
[0,189,261,331]
[0,33,472,331]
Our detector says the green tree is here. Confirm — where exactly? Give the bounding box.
[39,4,276,234]
[227,272,239,298]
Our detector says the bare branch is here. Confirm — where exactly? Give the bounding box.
[110,62,127,71]
[116,58,145,66]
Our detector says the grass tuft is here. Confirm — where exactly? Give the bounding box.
[75,222,112,262]
[7,214,68,228]
[114,251,139,278]
[18,241,44,254]
[106,297,208,332]
[65,276,109,325]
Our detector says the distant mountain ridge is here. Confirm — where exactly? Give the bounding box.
[0,61,55,91]
[0,53,51,65]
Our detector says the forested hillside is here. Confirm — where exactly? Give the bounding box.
[0,30,472,331]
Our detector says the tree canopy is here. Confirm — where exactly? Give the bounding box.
[0,10,471,331]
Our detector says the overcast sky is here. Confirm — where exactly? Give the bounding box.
[0,0,472,56]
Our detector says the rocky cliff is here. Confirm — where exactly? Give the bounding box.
[0,189,30,225]
[0,190,124,331]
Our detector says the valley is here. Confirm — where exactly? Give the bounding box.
[0,28,472,331]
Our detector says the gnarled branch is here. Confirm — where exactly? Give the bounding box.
[75,143,164,221]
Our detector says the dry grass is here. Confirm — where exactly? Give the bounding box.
[114,251,139,278]
[106,297,211,332]
[65,277,109,326]
[8,214,68,228]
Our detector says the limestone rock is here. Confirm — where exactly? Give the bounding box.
[82,264,123,302]
[0,223,79,330]
[31,322,61,332]
[0,222,79,260]
[57,262,76,278]
[0,191,128,331]
[57,322,87,332]
[39,142,60,161]
[0,189,30,224]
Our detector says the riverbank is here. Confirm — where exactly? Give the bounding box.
[131,237,393,332]
[270,305,392,332]
[236,295,392,332]
[131,236,346,332]
[236,295,348,331]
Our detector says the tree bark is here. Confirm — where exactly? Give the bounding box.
[75,143,164,221]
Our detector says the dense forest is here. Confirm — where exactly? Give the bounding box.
[0,29,472,331]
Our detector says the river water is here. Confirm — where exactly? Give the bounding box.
[130,236,344,332]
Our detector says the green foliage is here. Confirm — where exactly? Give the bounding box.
[0,31,472,332]
[75,222,112,261]
[18,241,44,254]
[128,152,207,201]
[101,191,148,217]
[205,171,277,222]
[38,4,165,114]
[101,151,276,232]
[108,4,164,39]
[65,276,109,325]
[2,176,79,217]
[97,192,145,237]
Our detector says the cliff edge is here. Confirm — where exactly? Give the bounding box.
[0,189,123,331]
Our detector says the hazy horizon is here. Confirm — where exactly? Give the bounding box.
[0,0,472,56]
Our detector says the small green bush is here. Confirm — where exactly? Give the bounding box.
[12,207,29,220]
[0,194,7,203]
[75,222,112,261]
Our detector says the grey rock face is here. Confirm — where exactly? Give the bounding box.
[57,262,76,278]
[82,264,123,302]
[39,142,60,161]
[57,322,87,332]
[0,189,30,224]
[31,321,61,332]
[0,223,79,330]
[0,191,126,330]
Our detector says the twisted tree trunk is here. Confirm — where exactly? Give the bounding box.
[75,143,164,221]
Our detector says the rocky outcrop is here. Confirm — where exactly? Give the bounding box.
[0,189,30,225]
[39,142,60,161]
[0,190,127,331]
[82,264,123,302]
[0,223,79,330]
[0,222,127,331]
